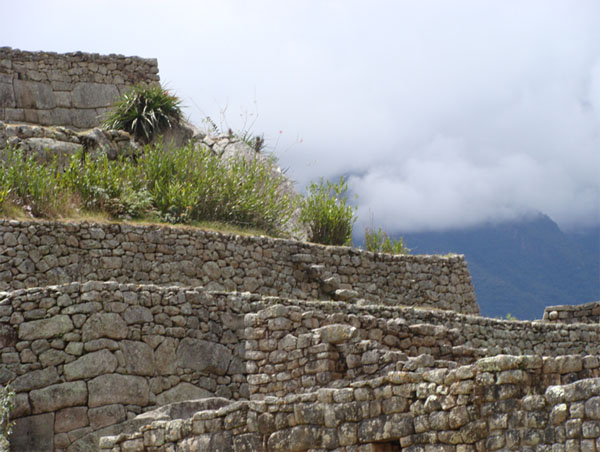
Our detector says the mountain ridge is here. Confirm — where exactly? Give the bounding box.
[398,214,599,319]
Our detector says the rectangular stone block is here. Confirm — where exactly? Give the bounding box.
[4,107,24,121]
[54,91,72,107]
[72,82,119,108]
[0,82,15,107]
[30,381,88,413]
[10,413,54,452]
[13,79,56,109]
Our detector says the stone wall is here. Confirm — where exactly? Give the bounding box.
[0,47,159,129]
[244,302,600,400]
[0,219,479,314]
[544,301,600,324]
[100,357,600,452]
[1,283,249,452]
[3,282,600,451]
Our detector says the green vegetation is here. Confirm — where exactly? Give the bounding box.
[0,384,14,451]
[102,84,183,143]
[364,227,409,254]
[300,177,356,246]
[0,144,295,236]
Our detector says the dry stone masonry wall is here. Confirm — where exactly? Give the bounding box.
[2,279,599,451]
[0,219,479,314]
[0,47,159,129]
[544,301,600,325]
[101,357,600,452]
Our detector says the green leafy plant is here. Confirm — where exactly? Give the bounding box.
[0,384,15,450]
[300,176,356,246]
[0,147,64,216]
[140,143,295,233]
[102,84,183,143]
[365,227,409,255]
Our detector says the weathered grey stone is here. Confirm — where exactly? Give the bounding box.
[155,337,178,375]
[55,406,89,433]
[156,382,213,406]
[0,82,15,107]
[81,313,127,341]
[71,82,119,108]
[585,396,600,420]
[30,381,87,413]
[123,305,153,324]
[120,340,155,376]
[10,413,54,452]
[202,261,222,280]
[267,425,321,452]
[315,324,358,345]
[13,79,56,109]
[18,314,73,340]
[176,338,232,375]
[63,349,118,380]
[89,404,127,429]
[88,374,149,407]
[11,366,60,392]
[71,108,101,128]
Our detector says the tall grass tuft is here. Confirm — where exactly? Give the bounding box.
[0,147,65,216]
[300,177,356,246]
[364,227,409,255]
[0,142,296,235]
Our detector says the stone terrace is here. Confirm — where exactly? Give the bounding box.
[0,220,598,451]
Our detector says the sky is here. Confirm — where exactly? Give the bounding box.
[3,0,600,234]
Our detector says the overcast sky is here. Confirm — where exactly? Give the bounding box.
[3,0,600,233]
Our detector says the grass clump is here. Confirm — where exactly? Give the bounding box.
[364,227,409,255]
[0,147,67,217]
[300,176,356,246]
[102,84,183,143]
[0,143,295,236]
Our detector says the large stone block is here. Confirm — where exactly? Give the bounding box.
[55,406,89,433]
[82,313,127,341]
[13,79,56,109]
[88,403,126,429]
[63,349,118,380]
[10,413,54,452]
[11,366,60,392]
[267,425,321,452]
[30,381,88,413]
[0,82,15,107]
[119,340,154,376]
[156,382,213,406]
[71,82,119,108]
[88,374,149,407]
[71,108,101,128]
[176,338,232,376]
[18,314,74,340]
[155,337,178,375]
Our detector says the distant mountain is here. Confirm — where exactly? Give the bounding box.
[396,214,599,320]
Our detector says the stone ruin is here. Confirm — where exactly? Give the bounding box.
[0,48,599,452]
[0,220,598,452]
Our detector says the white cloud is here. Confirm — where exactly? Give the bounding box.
[2,0,599,232]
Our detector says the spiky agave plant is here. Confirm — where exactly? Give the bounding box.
[103,84,183,143]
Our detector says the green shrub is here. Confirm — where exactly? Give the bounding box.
[0,147,64,216]
[140,143,295,233]
[0,384,15,450]
[365,227,409,255]
[300,177,356,246]
[102,84,183,143]
[61,152,150,218]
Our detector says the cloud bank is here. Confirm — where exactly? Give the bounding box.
[2,0,599,232]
